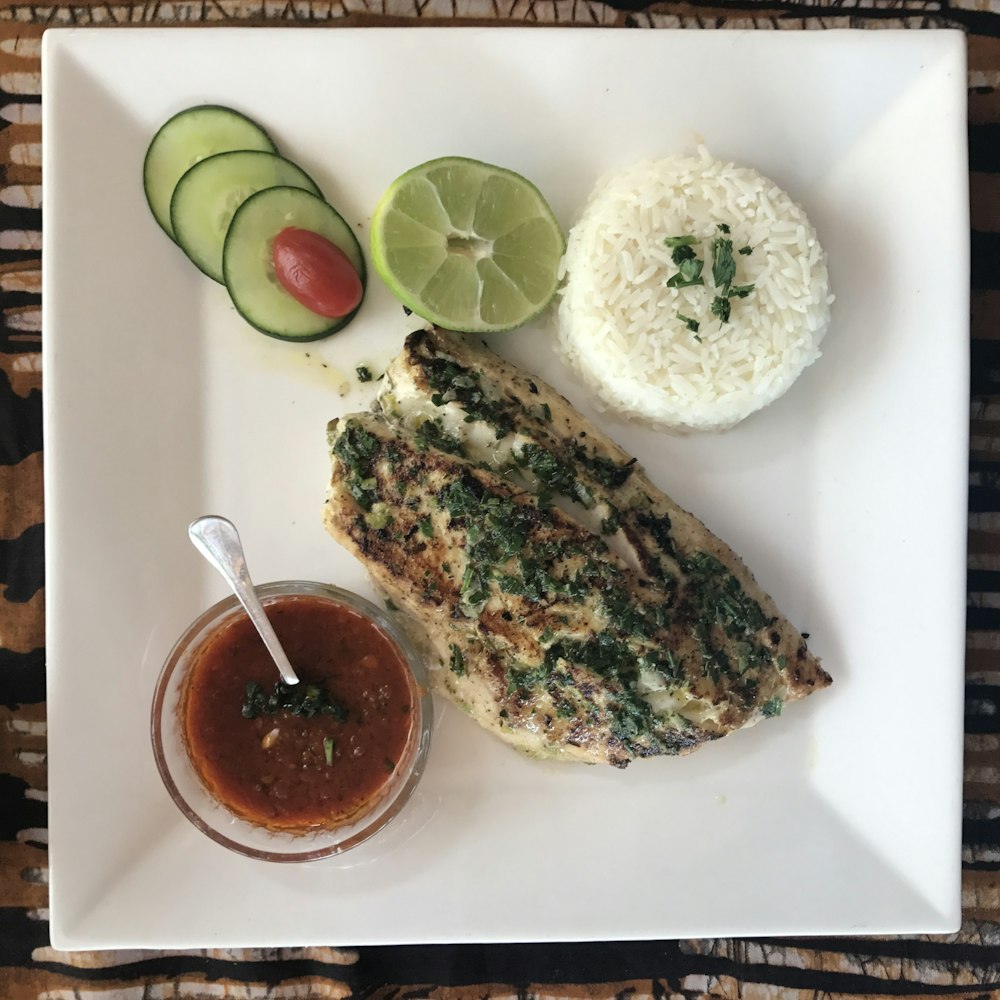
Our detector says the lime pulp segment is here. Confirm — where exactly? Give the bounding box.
[370,157,564,333]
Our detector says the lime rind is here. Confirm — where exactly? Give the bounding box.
[370,156,564,334]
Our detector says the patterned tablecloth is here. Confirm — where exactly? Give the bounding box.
[1,4,997,998]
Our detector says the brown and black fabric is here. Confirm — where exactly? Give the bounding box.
[1,4,998,999]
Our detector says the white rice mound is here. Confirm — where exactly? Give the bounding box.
[557,149,833,432]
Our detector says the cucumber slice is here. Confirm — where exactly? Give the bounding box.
[171,151,322,283]
[223,186,366,342]
[143,105,276,241]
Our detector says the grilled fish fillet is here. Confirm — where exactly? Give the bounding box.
[324,330,830,767]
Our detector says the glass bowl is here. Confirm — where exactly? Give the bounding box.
[151,581,433,862]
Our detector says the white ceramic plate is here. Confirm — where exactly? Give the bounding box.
[42,27,968,949]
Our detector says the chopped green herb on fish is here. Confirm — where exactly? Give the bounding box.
[324,330,830,768]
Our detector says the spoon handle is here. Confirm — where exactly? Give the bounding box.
[188,516,300,686]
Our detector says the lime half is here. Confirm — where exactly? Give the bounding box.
[370,157,564,333]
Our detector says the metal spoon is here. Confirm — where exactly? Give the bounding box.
[188,515,300,686]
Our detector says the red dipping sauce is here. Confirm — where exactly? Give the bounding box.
[180,594,416,832]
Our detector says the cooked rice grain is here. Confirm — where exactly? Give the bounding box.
[557,150,833,431]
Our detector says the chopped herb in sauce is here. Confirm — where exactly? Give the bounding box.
[384,757,396,773]
[449,643,466,676]
[243,680,348,722]
[418,516,434,538]
[355,365,373,383]
[323,736,335,765]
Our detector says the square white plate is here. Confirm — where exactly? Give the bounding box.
[42,27,969,949]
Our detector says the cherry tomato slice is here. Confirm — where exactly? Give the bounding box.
[271,227,363,319]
